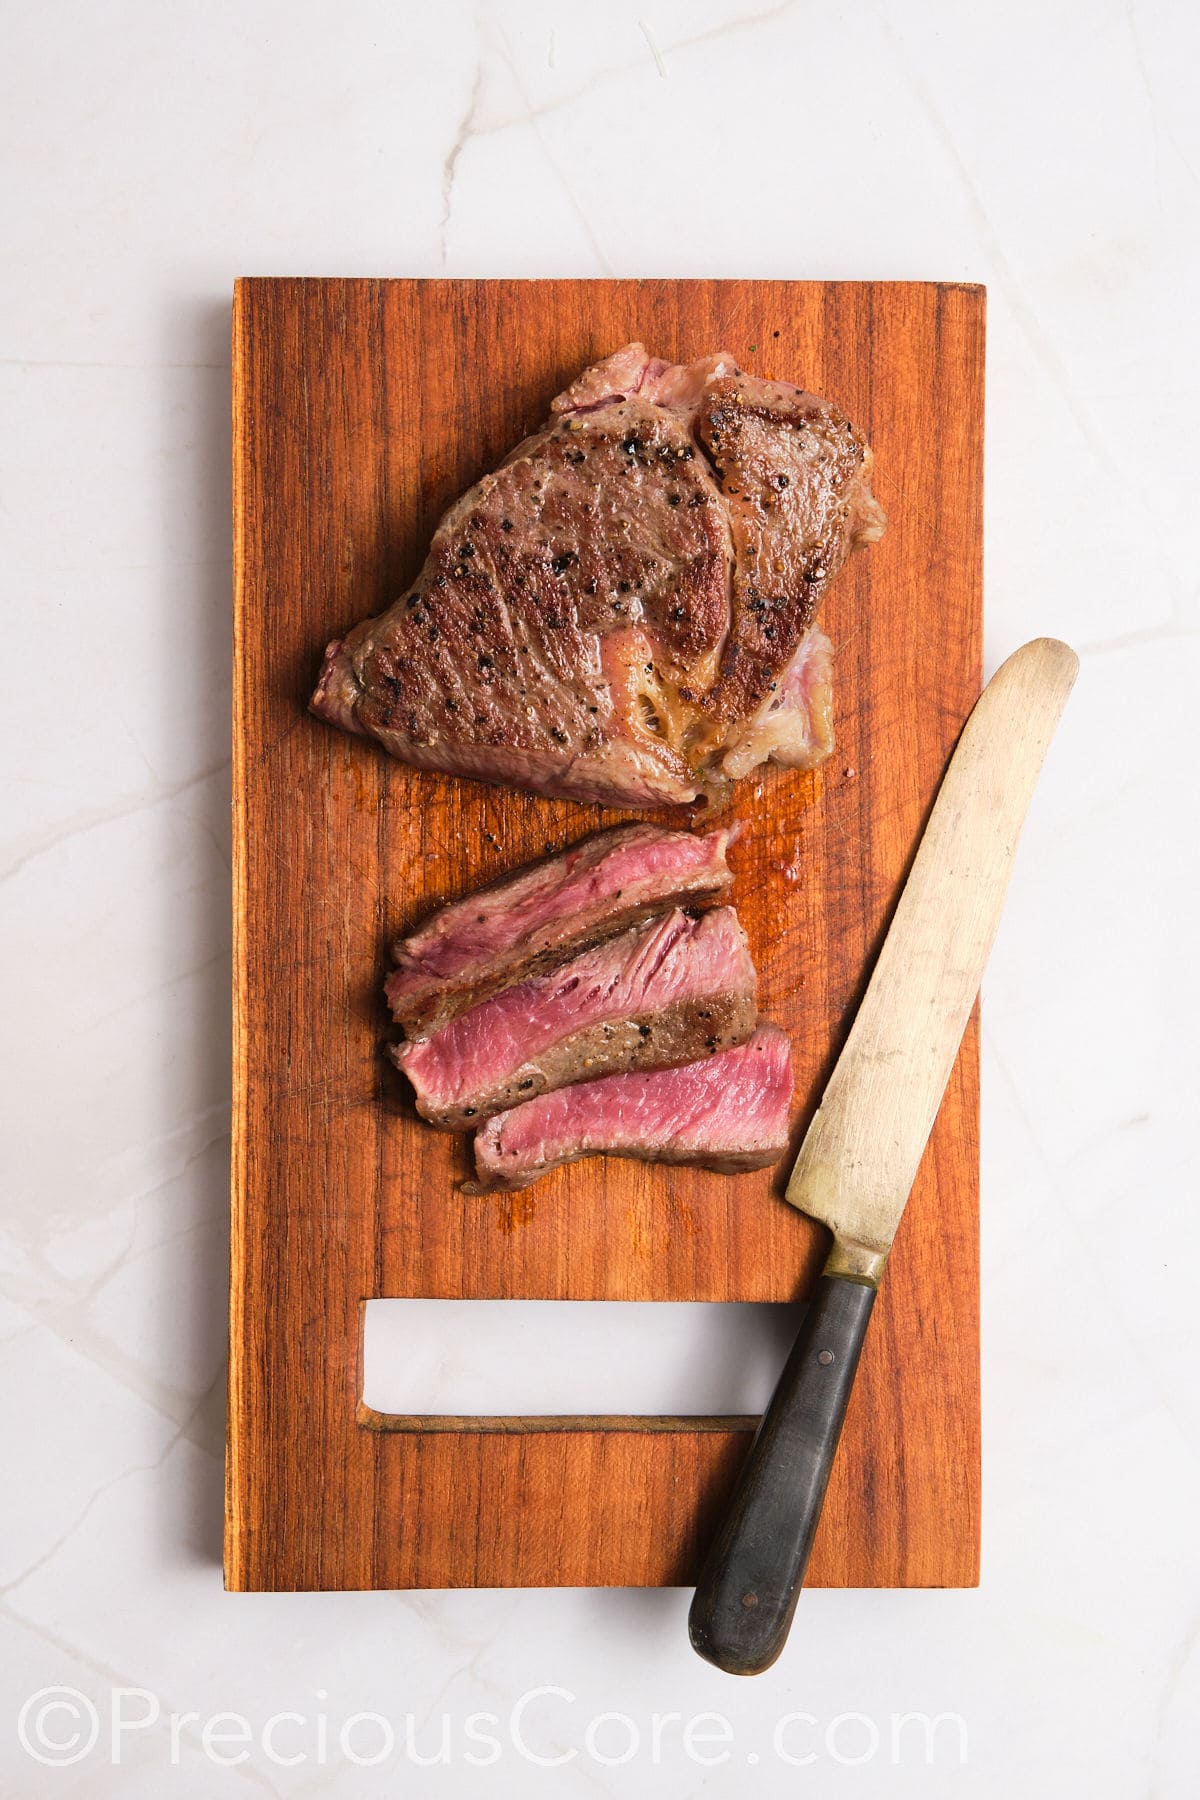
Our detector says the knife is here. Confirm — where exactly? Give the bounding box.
[689,637,1079,1675]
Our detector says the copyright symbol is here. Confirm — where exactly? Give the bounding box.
[17,1686,101,1766]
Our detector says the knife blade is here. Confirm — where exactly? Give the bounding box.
[689,637,1079,1675]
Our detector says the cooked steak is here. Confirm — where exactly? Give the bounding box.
[392,906,756,1130]
[385,821,737,1039]
[719,625,833,779]
[469,1023,793,1191]
[311,343,884,807]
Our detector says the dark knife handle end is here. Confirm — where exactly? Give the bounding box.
[688,1273,878,1676]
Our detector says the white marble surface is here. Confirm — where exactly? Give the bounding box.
[2,0,1198,1792]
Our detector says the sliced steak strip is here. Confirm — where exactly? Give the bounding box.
[385,821,736,1039]
[392,906,756,1131]
[469,1024,793,1191]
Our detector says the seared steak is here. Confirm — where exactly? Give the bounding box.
[312,343,884,806]
[392,906,756,1130]
[469,1023,793,1191]
[386,821,736,1039]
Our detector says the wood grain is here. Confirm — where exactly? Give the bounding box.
[228,278,984,1591]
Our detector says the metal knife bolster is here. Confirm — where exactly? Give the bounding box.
[788,1156,895,1286]
[823,1236,892,1286]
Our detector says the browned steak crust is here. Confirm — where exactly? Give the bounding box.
[312,345,884,807]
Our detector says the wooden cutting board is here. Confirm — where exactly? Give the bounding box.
[228,278,983,1592]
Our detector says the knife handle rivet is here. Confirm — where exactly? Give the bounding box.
[818,1349,835,1366]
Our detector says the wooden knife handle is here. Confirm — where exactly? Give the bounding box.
[688,1273,878,1675]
